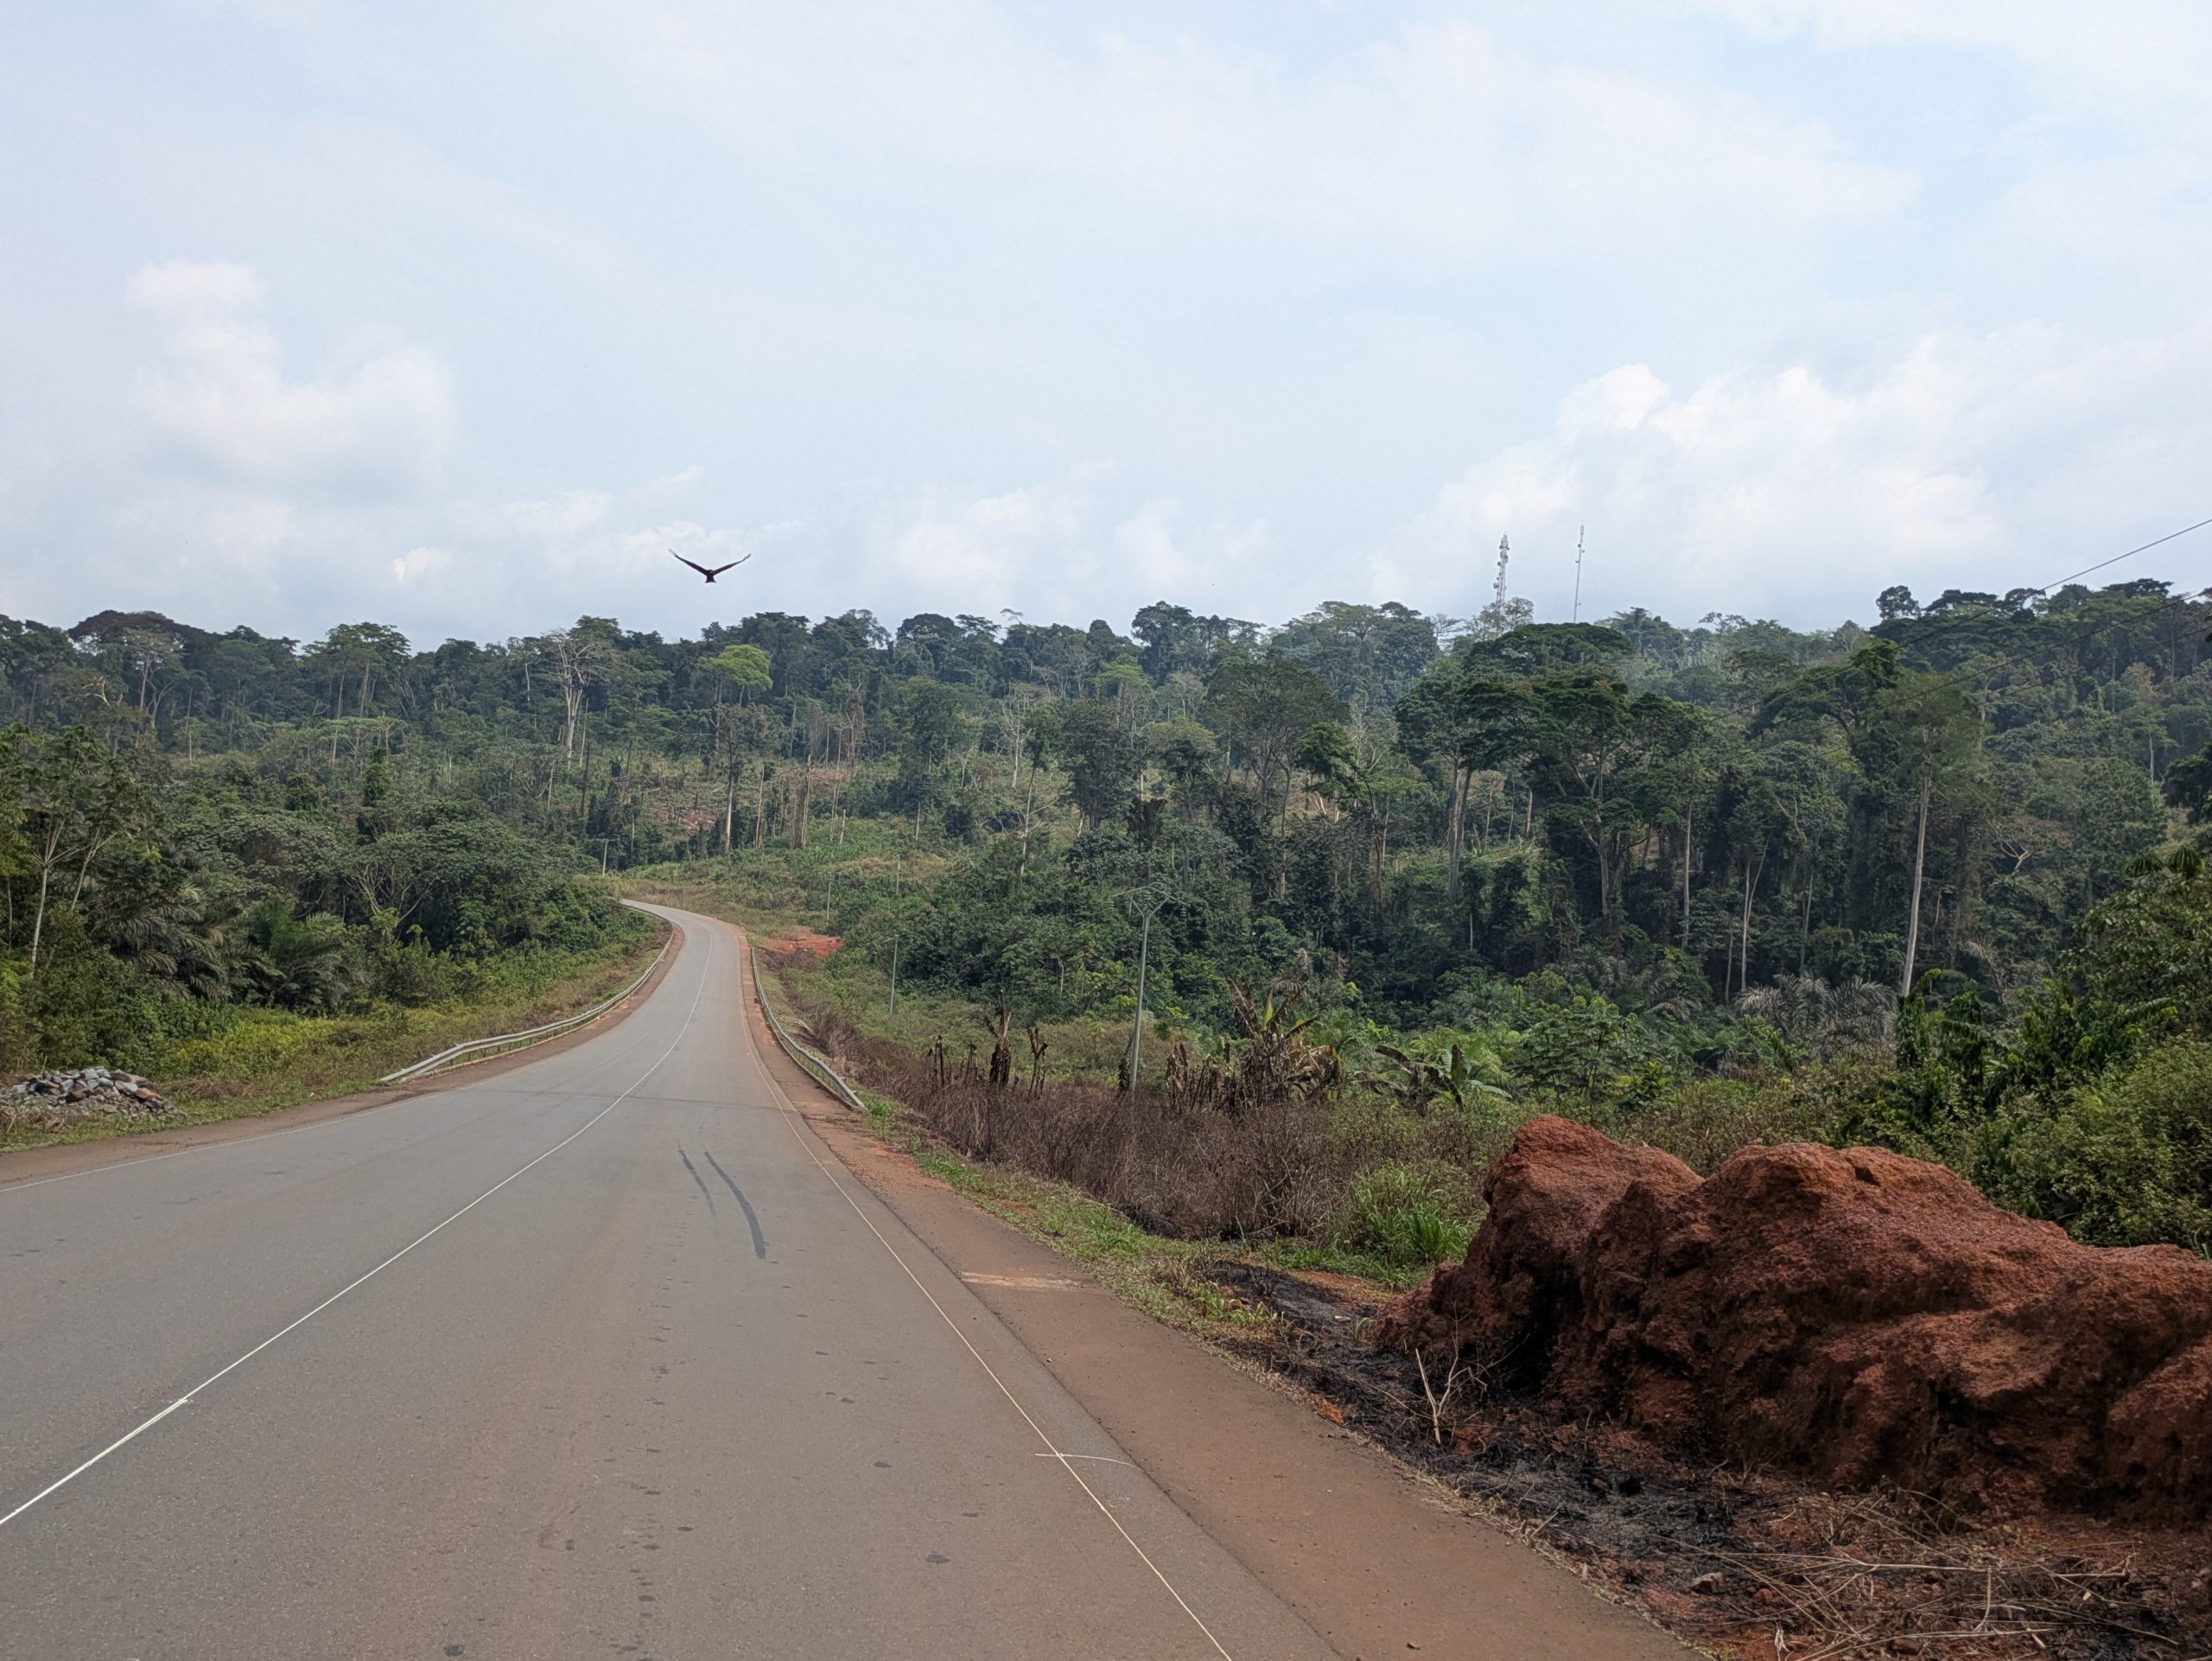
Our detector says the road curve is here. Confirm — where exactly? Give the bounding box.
[0,907,1338,1659]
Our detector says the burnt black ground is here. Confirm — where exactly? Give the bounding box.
[1214,1262,2210,1661]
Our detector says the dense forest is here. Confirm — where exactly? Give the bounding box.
[6,576,2211,1253]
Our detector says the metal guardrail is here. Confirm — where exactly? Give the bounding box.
[749,942,866,1113]
[377,914,673,1086]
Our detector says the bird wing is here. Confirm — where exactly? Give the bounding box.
[671,550,715,576]
[703,553,753,577]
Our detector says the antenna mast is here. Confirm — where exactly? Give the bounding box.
[1493,534,1510,617]
[1572,525,1585,623]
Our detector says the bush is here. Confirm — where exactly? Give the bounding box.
[1978,1040,2212,1251]
[19,908,166,1071]
[1332,1160,1478,1269]
[1607,1061,1886,1174]
[1511,992,1658,1099]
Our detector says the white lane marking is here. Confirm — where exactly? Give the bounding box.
[1035,1453,1136,1468]
[729,921,1236,1661]
[0,948,709,1534]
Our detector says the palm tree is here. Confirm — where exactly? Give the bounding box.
[235,897,359,1011]
[90,878,229,1000]
[1736,974,1896,1055]
[1370,1038,1511,1116]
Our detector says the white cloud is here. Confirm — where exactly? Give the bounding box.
[501,489,612,538]
[864,473,1105,612]
[127,258,457,496]
[542,7,1911,268]
[391,544,448,583]
[640,464,705,500]
[1987,149,2212,271]
[835,469,1280,624]
[125,258,265,317]
[1675,1,2212,142]
[1387,311,2212,624]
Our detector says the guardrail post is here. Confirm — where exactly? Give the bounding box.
[749,942,867,1113]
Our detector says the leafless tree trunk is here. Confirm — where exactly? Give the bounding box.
[790,756,812,849]
[1680,812,1694,951]
[1737,849,1764,1000]
[1445,763,1467,902]
[1899,769,1932,994]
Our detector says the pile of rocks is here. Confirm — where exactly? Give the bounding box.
[1,1068,172,1129]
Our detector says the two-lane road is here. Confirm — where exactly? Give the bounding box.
[0,908,1337,1658]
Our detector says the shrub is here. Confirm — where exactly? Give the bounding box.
[1607,1062,1888,1174]
[1511,992,1656,1099]
[1978,1040,2212,1251]
[20,908,165,1071]
[1332,1160,1478,1269]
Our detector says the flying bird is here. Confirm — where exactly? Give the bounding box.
[671,550,752,583]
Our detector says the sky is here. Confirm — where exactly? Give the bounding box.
[1,0,2208,647]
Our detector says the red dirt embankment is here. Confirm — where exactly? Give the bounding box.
[1374,1116,2212,1524]
[758,930,840,958]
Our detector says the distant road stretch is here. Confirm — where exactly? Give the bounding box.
[0,907,1335,1659]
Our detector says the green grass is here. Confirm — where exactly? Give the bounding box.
[0,923,668,1160]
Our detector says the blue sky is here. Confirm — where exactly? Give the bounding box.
[2,1,2207,644]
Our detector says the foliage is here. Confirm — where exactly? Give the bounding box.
[10,574,2212,1252]
[1332,1161,1478,1268]
[1980,1041,2212,1251]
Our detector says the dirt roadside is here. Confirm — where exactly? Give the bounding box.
[732,926,1695,1661]
[0,922,685,1193]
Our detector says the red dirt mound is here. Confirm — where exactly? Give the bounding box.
[758,930,841,958]
[1373,1116,2212,1523]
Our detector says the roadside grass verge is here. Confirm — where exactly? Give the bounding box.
[0,920,667,1160]
[861,1081,1277,1333]
[835,1078,1425,1352]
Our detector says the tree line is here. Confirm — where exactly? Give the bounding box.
[4,581,2202,1025]
[6,577,2212,1251]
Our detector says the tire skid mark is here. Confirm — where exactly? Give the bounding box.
[699,1148,767,1260]
[675,1145,717,1219]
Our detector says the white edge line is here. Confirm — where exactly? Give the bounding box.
[1035,1453,1137,1467]
[735,919,1236,1661]
[0,928,707,1534]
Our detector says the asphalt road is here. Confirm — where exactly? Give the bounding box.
[0,908,1338,1660]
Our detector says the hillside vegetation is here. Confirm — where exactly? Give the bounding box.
[0,614,650,1123]
[7,582,2210,1247]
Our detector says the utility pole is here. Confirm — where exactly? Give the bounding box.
[1572,525,1585,623]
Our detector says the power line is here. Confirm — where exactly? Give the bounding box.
[1866,513,2212,649]
[2033,514,2212,595]
[1851,515,2212,697]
